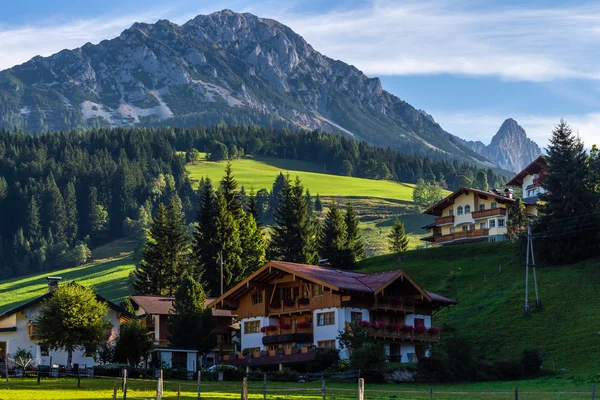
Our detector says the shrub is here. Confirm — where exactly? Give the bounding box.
[419,349,452,382]
[309,349,340,373]
[427,327,440,334]
[494,359,523,380]
[271,367,299,382]
[371,321,385,329]
[520,348,543,377]
[358,320,371,328]
[350,342,387,380]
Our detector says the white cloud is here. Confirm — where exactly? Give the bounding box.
[282,0,600,82]
[430,111,600,149]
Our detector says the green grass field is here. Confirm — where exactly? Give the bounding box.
[357,242,600,375]
[0,376,598,400]
[187,156,417,202]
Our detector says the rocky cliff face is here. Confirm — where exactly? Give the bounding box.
[0,9,491,165]
[464,119,542,172]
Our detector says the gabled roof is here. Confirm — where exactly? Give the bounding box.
[130,296,234,317]
[208,261,456,308]
[507,156,547,187]
[0,291,134,321]
[423,187,514,216]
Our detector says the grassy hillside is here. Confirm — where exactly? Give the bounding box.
[187,156,417,201]
[0,240,137,314]
[187,155,447,256]
[358,242,600,375]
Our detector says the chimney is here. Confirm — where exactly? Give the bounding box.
[504,188,514,199]
[46,277,62,293]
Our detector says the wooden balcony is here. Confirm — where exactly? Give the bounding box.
[269,299,311,315]
[435,228,490,244]
[434,215,455,226]
[264,325,313,336]
[219,347,318,367]
[370,297,416,313]
[367,327,441,342]
[471,208,506,220]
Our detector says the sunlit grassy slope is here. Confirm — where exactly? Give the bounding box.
[358,242,600,375]
[187,156,417,202]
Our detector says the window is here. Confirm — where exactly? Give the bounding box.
[244,320,260,334]
[318,340,336,349]
[457,206,463,215]
[491,201,497,209]
[449,227,455,234]
[351,312,362,322]
[489,219,496,228]
[317,312,335,326]
[528,189,537,197]
[252,291,263,305]
[498,219,506,227]
[172,352,187,369]
[312,284,323,297]
[464,204,471,214]
[414,318,425,328]
[480,222,487,229]
[462,225,469,231]
[40,346,49,357]
[479,204,485,211]
[490,237,496,242]
[448,209,454,216]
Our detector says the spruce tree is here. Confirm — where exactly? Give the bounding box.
[318,201,349,269]
[26,196,42,246]
[507,197,527,240]
[192,178,219,291]
[271,176,318,264]
[315,193,323,213]
[345,203,365,264]
[270,173,287,216]
[239,212,267,278]
[44,175,67,244]
[239,186,248,211]
[536,120,598,262]
[247,188,260,225]
[213,190,242,292]
[220,162,242,217]
[305,189,313,216]
[388,219,409,253]
[88,187,109,242]
[476,171,489,191]
[134,204,171,295]
[64,180,78,244]
[167,275,216,354]
[165,196,192,295]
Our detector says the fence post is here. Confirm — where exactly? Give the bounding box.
[37,368,41,384]
[4,359,8,382]
[77,372,81,388]
[358,378,364,400]
[514,386,518,400]
[321,374,326,400]
[122,368,128,400]
[113,380,118,400]
[263,373,267,400]
[177,383,181,400]
[197,371,201,399]
[592,384,596,400]
[156,369,163,400]
[241,377,248,400]
[430,385,433,400]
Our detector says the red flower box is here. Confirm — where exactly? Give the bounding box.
[278,323,291,330]
[358,320,371,328]
[260,325,277,333]
[415,325,427,334]
[296,321,312,329]
[386,323,400,330]
[428,327,440,334]
[371,321,385,329]
[401,325,414,333]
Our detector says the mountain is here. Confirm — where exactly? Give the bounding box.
[0,10,493,166]
[464,119,542,172]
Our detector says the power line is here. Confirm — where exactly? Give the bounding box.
[536,225,600,239]
[534,221,600,236]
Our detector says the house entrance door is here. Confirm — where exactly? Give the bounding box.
[389,343,401,362]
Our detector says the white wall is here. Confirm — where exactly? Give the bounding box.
[239,316,275,351]
[312,307,368,360]
[405,314,431,329]
[0,303,121,367]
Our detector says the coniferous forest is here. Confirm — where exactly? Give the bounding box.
[0,124,510,280]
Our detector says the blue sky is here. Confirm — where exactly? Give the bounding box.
[1,0,599,147]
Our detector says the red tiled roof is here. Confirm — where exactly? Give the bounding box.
[130,296,233,317]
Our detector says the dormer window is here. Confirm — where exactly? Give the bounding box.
[457,206,463,215]
[464,205,471,214]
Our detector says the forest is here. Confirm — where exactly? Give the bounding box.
[0,124,509,279]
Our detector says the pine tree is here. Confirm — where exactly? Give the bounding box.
[134,204,171,295]
[536,120,598,263]
[271,176,318,264]
[247,188,260,225]
[214,190,243,293]
[220,162,242,217]
[239,212,267,278]
[318,201,349,269]
[270,173,287,216]
[44,175,67,244]
[476,171,489,191]
[507,197,527,240]
[315,193,323,213]
[164,196,192,295]
[64,180,78,244]
[167,275,216,354]
[88,187,109,242]
[239,186,248,211]
[305,189,313,216]
[192,178,219,291]
[388,219,409,253]
[26,196,42,246]
[344,203,365,264]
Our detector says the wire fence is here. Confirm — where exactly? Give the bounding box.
[1,367,599,400]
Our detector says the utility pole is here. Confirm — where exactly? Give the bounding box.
[220,252,224,297]
[529,224,541,308]
[524,225,530,316]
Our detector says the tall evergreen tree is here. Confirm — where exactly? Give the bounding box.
[476,171,489,191]
[344,203,365,265]
[388,219,410,254]
[26,196,42,246]
[507,197,527,240]
[167,275,216,354]
[271,176,318,264]
[64,180,79,244]
[164,196,192,295]
[318,201,348,269]
[88,187,109,242]
[192,178,219,290]
[133,204,171,295]
[238,212,267,279]
[314,193,323,213]
[247,188,260,225]
[536,120,598,263]
[44,175,67,244]
[213,190,243,293]
[305,189,314,216]
[220,162,242,217]
[270,173,287,216]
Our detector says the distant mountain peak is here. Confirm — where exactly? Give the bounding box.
[464,119,542,172]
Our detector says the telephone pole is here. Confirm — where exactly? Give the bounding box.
[524,223,541,315]
[220,253,224,296]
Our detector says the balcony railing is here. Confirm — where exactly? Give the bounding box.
[264,325,313,336]
[367,326,441,342]
[434,215,455,225]
[371,297,416,313]
[471,207,506,220]
[435,228,490,244]
[269,298,311,314]
[219,347,318,366]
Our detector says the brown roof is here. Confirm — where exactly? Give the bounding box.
[423,187,514,216]
[507,156,547,187]
[130,296,234,317]
[208,261,456,308]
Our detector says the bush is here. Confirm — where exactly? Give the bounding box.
[520,348,543,377]
[270,367,299,382]
[494,359,523,380]
[419,349,452,382]
[350,342,386,376]
[308,349,340,373]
